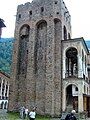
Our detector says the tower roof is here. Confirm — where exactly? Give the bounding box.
[0,18,6,28]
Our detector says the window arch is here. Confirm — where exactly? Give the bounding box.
[63,25,67,40]
[4,102,7,109]
[18,24,30,75]
[66,47,78,77]
[68,33,71,39]
[34,20,47,74]
[1,102,4,109]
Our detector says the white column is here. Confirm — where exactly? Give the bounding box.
[7,84,9,98]
[1,80,3,99]
[62,86,66,111]
[4,82,6,99]
[78,55,83,78]
[78,89,83,112]
[69,58,71,76]
[62,54,66,79]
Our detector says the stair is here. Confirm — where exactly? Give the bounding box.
[60,112,68,120]
[60,105,73,120]
[66,104,73,112]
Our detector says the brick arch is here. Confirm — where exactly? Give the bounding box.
[65,83,78,89]
[19,24,30,37]
[65,83,78,112]
[65,47,78,54]
[34,20,47,113]
[18,24,30,75]
[54,18,62,22]
[35,20,47,27]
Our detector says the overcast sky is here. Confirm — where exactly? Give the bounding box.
[0,0,90,40]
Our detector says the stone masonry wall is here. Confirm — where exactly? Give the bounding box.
[8,0,71,116]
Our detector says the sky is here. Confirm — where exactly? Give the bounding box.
[0,0,90,40]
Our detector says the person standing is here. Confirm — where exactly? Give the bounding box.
[19,106,25,119]
[29,107,36,120]
[25,107,29,119]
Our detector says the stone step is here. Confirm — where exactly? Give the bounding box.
[60,112,68,120]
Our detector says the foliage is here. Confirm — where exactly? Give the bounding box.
[7,112,50,120]
[0,38,14,75]
[0,38,89,76]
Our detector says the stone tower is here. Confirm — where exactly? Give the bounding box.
[8,0,71,116]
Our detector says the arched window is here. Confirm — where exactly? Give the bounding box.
[63,26,67,40]
[4,102,7,109]
[34,20,47,74]
[66,47,78,77]
[18,25,30,75]
[68,33,71,39]
[1,102,4,109]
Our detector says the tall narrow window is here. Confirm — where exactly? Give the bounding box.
[41,7,44,12]
[18,25,30,75]
[29,10,32,16]
[34,21,47,74]
[63,26,67,40]
[66,47,78,77]
[68,33,71,39]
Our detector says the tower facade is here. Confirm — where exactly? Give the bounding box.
[8,0,71,116]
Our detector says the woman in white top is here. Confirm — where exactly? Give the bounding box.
[29,107,36,120]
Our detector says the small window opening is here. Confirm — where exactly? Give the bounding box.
[29,10,32,15]
[75,87,78,91]
[18,14,21,19]
[55,1,58,4]
[57,12,59,15]
[41,7,44,12]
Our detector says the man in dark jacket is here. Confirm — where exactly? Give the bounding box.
[65,110,77,120]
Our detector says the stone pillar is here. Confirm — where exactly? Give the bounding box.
[4,81,6,99]
[62,51,66,79]
[45,19,55,116]
[25,25,36,110]
[8,28,20,111]
[54,18,62,116]
[62,86,66,111]
[7,84,9,98]
[1,80,3,99]
[0,82,2,99]
[78,54,83,78]
[78,88,83,112]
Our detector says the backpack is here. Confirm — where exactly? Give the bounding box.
[65,113,77,120]
[69,114,77,120]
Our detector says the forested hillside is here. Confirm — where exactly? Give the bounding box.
[0,38,14,75]
[0,38,89,75]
